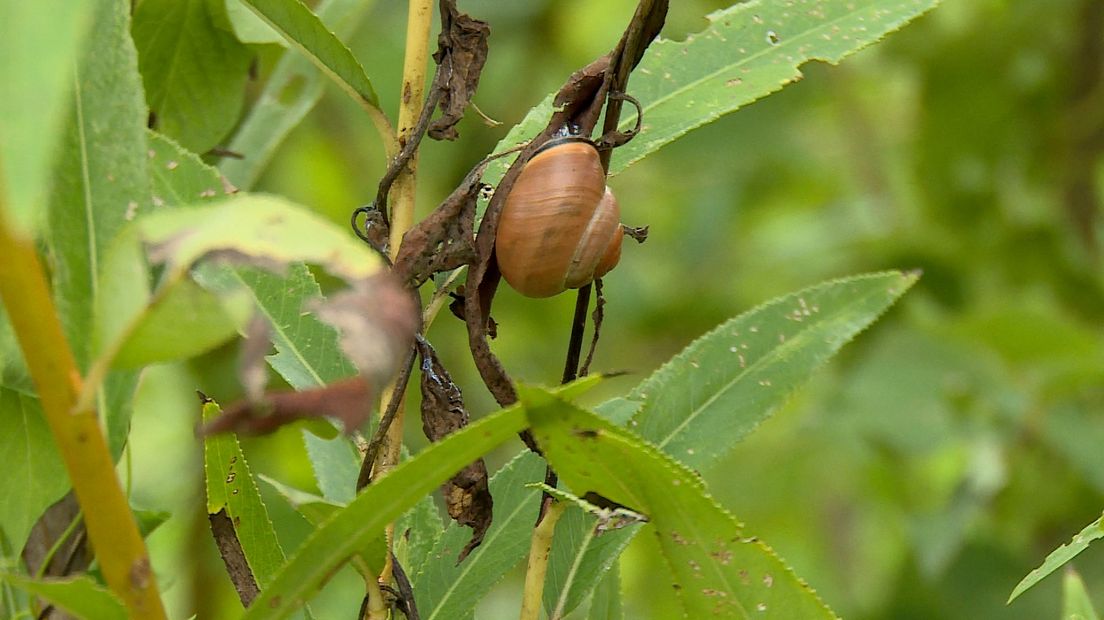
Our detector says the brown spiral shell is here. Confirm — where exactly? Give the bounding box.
[495,138,624,298]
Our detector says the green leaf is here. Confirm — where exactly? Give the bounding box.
[210,263,359,389]
[132,0,252,153]
[242,402,529,619]
[0,573,125,620]
[524,387,837,619]
[203,401,287,588]
[412,379,605,620]
[134,509,172,539]
[256,473,389,579]
[1009,513,1104,603]
[220,0,374,190]
[542,273,914,616]
[138,194,380,285]
[112,278,243,368]
[46,0,149,459]
[225,0,285,45]
[0,389,68,552]
[302,431,359,505]
[0,1,92,237]
[236,0,380,111]
[257,474,344,525]
[587,563,623,620]
[1062,568,1101,620]
[396,494,444,576]
[415,452,544,620]
[142,132,358,392]
[608,0,940,174]
[91,134,245,371]
[631,271,917,469]
[93,193,374,385]
[148,131,237,206]
[542,498,640,620]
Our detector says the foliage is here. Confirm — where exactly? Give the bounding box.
[3,0,1101,619]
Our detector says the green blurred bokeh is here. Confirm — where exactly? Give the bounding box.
[129,0,1104,617]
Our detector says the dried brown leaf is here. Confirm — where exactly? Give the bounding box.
[391,173,480,289]
[427,1,490,141]
[204,275,418,436]
[202,376,372,435]
[311,273,420,386]
[416,338,492,561]
[238,313,271,403]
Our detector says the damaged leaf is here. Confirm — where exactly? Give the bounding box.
[202,398,287,600]
[417,338,492,562]
[88,195,387,396]
[523,387,837,620]
[205,275,416,435]
[238,313,273,403]
[140,195,380,284]
[203,374,370,436]
[311,274,420,383]
[426,0,490,141]
[392,168,481,289]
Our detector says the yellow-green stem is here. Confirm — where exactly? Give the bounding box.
[519,502,567,620]
[365,103,400,161]
[355,557,389,620]
[373,0,434,587]
[0,212,166,619]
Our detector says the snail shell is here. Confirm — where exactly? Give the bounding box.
[495,138,624,298]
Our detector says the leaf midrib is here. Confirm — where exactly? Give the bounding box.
[230,269,326,388]
[423,486,536,620]
[616,0,894,134]
[651,284,893,452]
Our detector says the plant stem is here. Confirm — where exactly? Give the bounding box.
[519,501,566,620]
[561,284,593,383]
[357,560,389,620]
[389,0,434,253]
[0,210,166,618]
[373,0,435,586]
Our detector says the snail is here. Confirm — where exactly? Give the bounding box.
[495,136,624,298]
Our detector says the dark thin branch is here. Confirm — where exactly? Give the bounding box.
[391,553,420,620]
[356,345,419,492]
[579,278,606,377]
[376,88,445,226]
[561,284,592,383]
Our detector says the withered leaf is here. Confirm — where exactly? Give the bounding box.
[416,337,492,562]
[202,376,373,436]
[311,273,420,387]
[204,274,418,436]
[238,313,272,403]
[427,0,490,141]
[392,174,480,290]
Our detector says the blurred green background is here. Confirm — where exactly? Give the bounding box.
[126,0,1104,617]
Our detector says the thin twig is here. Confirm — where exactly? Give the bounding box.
[579,278,606,377]
[356,345,419,492]
[391,553,420,620]
[561,284,593,383]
